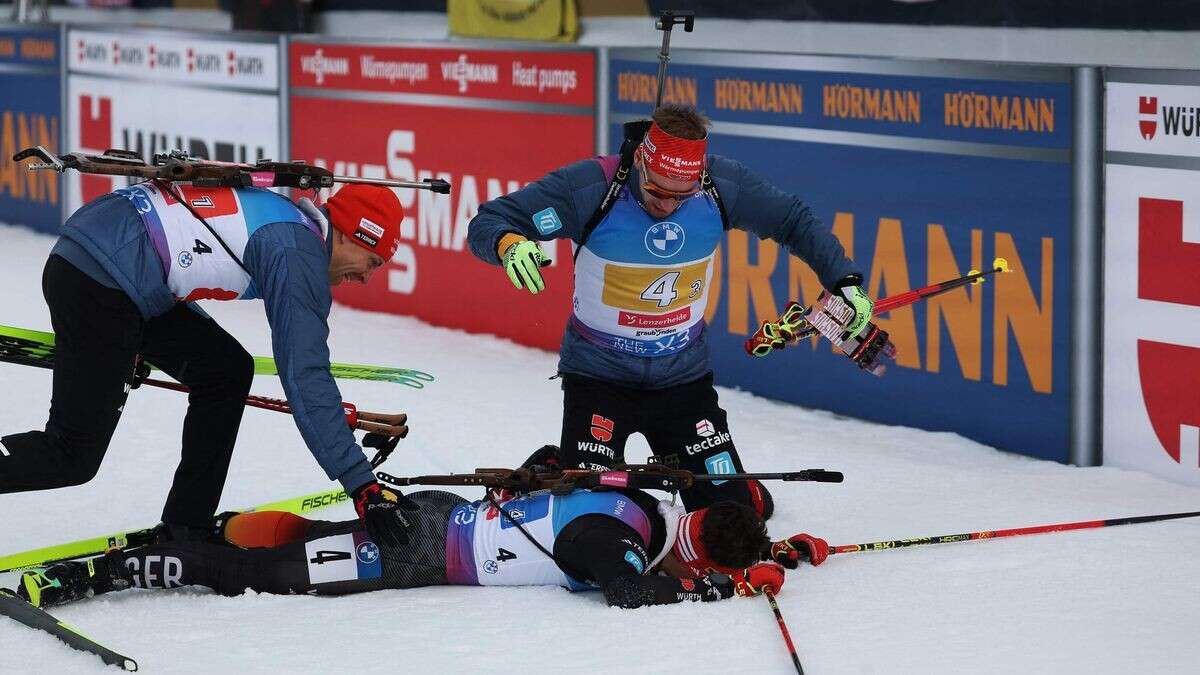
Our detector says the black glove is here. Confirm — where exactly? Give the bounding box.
[352,482,419,548]
[700,573,738,601]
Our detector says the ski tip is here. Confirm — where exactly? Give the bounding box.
[993,257,1010,273]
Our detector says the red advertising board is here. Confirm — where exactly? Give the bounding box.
[290,41,595,350]
[291,42,594,106]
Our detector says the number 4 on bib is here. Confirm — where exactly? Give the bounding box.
[640,271,679,308]
[497,548,518,562]
[192,239,213,255]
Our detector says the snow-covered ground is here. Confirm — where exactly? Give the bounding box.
[0,222,1197,674]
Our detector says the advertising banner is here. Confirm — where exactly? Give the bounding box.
[290,40,595,349]
[1104,71,1200,485]
[65,29,282,213]
[611,51,1074,461]
[0,26,61,234]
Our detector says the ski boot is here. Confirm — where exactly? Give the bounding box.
[17,549,133,609]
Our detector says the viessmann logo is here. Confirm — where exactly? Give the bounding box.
[440,54,499,93]
[301,48,350,85]
[1138,95,1200,141]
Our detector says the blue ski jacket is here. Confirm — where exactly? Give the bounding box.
[468,154,859,389]
[50,188,375,493]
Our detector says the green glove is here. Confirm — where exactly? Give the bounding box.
[502,239,550,294]
[836,276,874,339]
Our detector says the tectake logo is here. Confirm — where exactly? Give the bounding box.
[1140,96,1158,140]
[645,221,685,258]
[686,430,731,456]
[695,419,715,438]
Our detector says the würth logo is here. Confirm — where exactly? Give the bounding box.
[590,414,614,443]
[1140,96,1158,140]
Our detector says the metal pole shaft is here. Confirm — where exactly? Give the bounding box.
[654,29,673,109]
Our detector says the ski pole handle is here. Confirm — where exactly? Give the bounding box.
[653,10,695,109]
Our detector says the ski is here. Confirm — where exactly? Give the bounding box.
[0,588,138,671]
[0,487,350,574]
[0,323,434,388]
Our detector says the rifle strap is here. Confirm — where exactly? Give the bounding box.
[574,120,649,262]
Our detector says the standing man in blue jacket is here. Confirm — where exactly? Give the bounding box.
[0,182,416,547]
[468,105,874,518]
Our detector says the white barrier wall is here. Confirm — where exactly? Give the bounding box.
[1103,69,1200,485]
[65,28,283,212]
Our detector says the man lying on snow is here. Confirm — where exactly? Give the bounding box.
[16,448,828,610]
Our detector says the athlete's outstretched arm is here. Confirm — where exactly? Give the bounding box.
[555,517,733,609]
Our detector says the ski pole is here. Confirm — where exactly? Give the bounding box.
[763,588,803,674]
[874,257,1009,315]
[135,377,406,434]
[829,510,1200,556]
[653,10,695,109]
[746,258,1011,356]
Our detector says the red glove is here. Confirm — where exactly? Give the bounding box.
[731,561,786,597]
[769,533,829,568]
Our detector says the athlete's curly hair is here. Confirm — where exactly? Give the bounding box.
[700,500,769,569]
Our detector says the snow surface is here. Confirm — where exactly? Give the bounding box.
[0,222,1197,674]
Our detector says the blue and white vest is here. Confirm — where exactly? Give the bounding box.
[570,184,724,358]
[117,181,321,303]
[444,490,653,590]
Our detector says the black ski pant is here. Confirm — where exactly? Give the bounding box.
[118,490,462,596]
[558,372,773,518]
[0,254,253,527]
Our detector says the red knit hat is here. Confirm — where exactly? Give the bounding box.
[325,184,404,259]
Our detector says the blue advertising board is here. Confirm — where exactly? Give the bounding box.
[0,25,61,234]
[610,51,1073,461]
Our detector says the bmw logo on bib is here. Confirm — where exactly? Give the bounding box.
[645,222,685,258]
[357,541,380,565]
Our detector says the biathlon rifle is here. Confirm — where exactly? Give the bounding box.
[12,145,451,193]
[376,464,843,497]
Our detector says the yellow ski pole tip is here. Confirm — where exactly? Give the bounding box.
[993,257,1010,273]
[968,268,986,285]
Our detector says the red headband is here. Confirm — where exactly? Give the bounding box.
[638,121,706,183]
[671,508,739,576]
